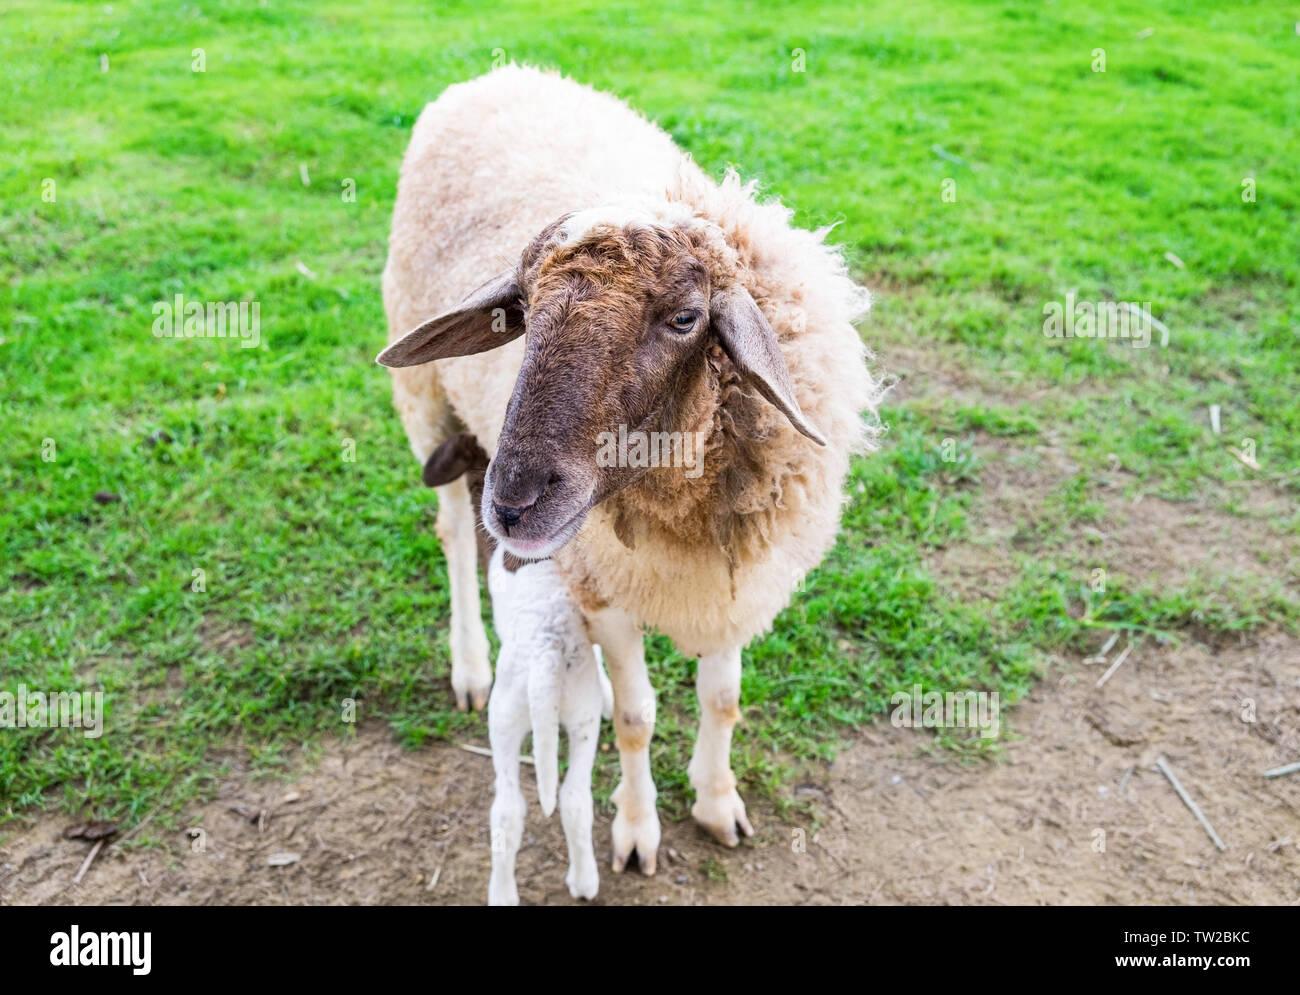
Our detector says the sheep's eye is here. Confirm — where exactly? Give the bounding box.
[668,310,699,333]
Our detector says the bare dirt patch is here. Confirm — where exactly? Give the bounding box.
[877,335,1057,412]
[932,433,1299,604]
[885,337,1299,605]
[3,626,1297,906]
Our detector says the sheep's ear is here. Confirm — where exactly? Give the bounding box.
[421,432,487,487]
[709,286,827,446]
[377,269,524,368]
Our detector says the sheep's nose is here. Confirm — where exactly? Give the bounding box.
[492,497,533,530]
[491,466,557,532]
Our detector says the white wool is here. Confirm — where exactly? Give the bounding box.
[384,64,884,657]
[557,200,704,245]
[485,549,611,906]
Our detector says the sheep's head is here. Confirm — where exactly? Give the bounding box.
[378,208,824,559]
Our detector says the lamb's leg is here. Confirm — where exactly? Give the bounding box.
[593,645,614,721]
[434,474,491,711]
[487,675,528,906]
[689,645,754,847]
[559,705,601,900]
[586,607,659,874]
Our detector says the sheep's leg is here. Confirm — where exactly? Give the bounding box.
[586,608,659,875]
[434,474,492,711]
[559,707,601,900]
[689,645,754,847]
[487,675,528,906]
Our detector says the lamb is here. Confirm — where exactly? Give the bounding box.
[381,65,882,873]
[486,548,609,906]
[422,432,613,905]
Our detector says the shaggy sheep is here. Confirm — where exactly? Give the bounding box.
[381,65,881,872]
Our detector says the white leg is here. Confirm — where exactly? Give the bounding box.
[594,645,614,721]
[586,608,659,874]
[435,475,491,711]
[487,679,528,906]
[560,708,601,900]
[689,646,754,847]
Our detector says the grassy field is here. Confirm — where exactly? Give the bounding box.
[2,0,1297,830]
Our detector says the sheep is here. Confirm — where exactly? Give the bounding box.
[422,431,614,905]
[485,547,610,906]
[381,64,882,874]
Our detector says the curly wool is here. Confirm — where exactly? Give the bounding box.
[384,64,884,656]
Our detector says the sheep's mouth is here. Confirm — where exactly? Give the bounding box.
[495,504,590,560]
[480,472,595,560]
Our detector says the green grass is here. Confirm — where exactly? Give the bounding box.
[2,0,1297,830]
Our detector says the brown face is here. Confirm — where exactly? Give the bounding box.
[482,223,716,557]
[377,212,826,561]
